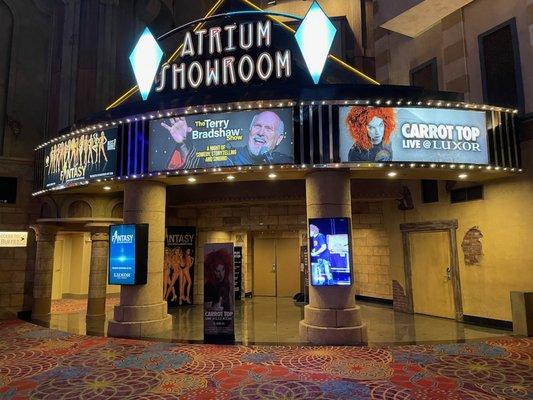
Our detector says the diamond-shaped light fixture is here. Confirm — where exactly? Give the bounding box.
[129,27,163,101]
[295,1,337,84]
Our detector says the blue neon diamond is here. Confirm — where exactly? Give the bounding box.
[129,27,163,101]
[295,1,337,84]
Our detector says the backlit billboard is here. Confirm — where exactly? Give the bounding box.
[43,127,118,189]
[339,107,489,165]
[149,108,293,171]
[108,224,148,285]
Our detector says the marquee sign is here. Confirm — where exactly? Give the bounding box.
[43,127,118,189]
[149,108,294,171]
[129,1,337,101]
[339,107,489,165]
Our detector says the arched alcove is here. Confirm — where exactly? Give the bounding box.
[67,200,92,218]
[111,202,123,219]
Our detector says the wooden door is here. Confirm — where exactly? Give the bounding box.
[275,238,300,297]
[253,238,276,296]
[410,231,455,319]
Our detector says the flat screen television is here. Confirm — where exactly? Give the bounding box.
[308,217,352,286]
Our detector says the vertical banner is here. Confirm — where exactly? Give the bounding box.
[164,227,196,307]
[204,243,235,342]
[234,246,243,300]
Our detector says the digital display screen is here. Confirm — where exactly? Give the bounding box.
[309,218,352,286]
[339,107,488,165]
[43,127,118,189]
[149,108,294,172]
[109,224,137,285]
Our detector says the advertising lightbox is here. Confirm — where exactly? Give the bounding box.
[339,107,489,165]
[149,108,294,171]
[43,127,118,189]
[108,224,148,285]
[309,218,352,286]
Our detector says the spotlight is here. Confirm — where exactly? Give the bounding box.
[103,186,111,191]
[227,175,235,181]
[387,171,397,178]
[458,173,468,180]
[187,177,197,183]
[268,173,277,179]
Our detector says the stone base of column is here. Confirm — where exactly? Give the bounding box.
[86,314,106,335]
[107,301,172,339]
[299,305,367,345]
[87,297,106,318]
[32,297,52,322]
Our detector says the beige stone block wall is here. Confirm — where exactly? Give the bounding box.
[352,202,392,300]
[167,200,393,303]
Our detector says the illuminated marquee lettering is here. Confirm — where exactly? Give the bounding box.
[155,20,291,93]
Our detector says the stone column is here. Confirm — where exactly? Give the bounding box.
[31,224,58,320]
[299,169,367,345]
[107,181,172,338]
[86,225,109,328]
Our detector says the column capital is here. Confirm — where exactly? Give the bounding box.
[30,224,59,242]
[85,223,111,241]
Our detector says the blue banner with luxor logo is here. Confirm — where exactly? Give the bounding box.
[108,224,148,285]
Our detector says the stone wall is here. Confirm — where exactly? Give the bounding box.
[167,200,392,304]
[352,202,392,300]
[0,157,40,313]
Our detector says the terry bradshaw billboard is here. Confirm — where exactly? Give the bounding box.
[149,108,294,171]
[339,107,489,165]
[43,127,118,188]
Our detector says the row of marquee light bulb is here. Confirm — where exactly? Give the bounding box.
[33,99,520,151]
[32,161,523,197]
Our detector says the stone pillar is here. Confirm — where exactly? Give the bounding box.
[107,181,172,338]
[86,225,109,323]
[299,169,367,345]
[31,224,58,320]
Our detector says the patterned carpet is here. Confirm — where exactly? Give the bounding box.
[0,319,531,399]
[51,298,120,315]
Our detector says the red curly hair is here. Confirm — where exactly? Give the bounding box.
[204,248,233,285]
[345,107,397,151]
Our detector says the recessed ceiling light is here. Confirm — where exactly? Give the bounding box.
[458,173,468,179]
[187,177,197,183]
[103,186,111,191]
[268,173,277,179]
[387,171,397,178]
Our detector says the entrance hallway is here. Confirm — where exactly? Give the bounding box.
[0,317,531,399]
[42,297,510,345]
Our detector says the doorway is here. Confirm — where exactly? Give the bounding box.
[253,237,300,297]
[400,220,463,320]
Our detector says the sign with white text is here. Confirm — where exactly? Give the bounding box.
[339,107,488,164]
[204,242,235,342]
[149,108,293,171]
[0,231,28,247]
[108,224,148,285]
[164,227,196,307]
[43,128,118,189]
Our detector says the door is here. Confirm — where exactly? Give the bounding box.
[253,238,276,296]
[410,231,455,319]
[253,237,300,297]
[275,238,300,297]
[51,238,64,300]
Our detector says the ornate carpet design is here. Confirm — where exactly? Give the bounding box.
[51,298,120,315]
[0,319,531,399]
